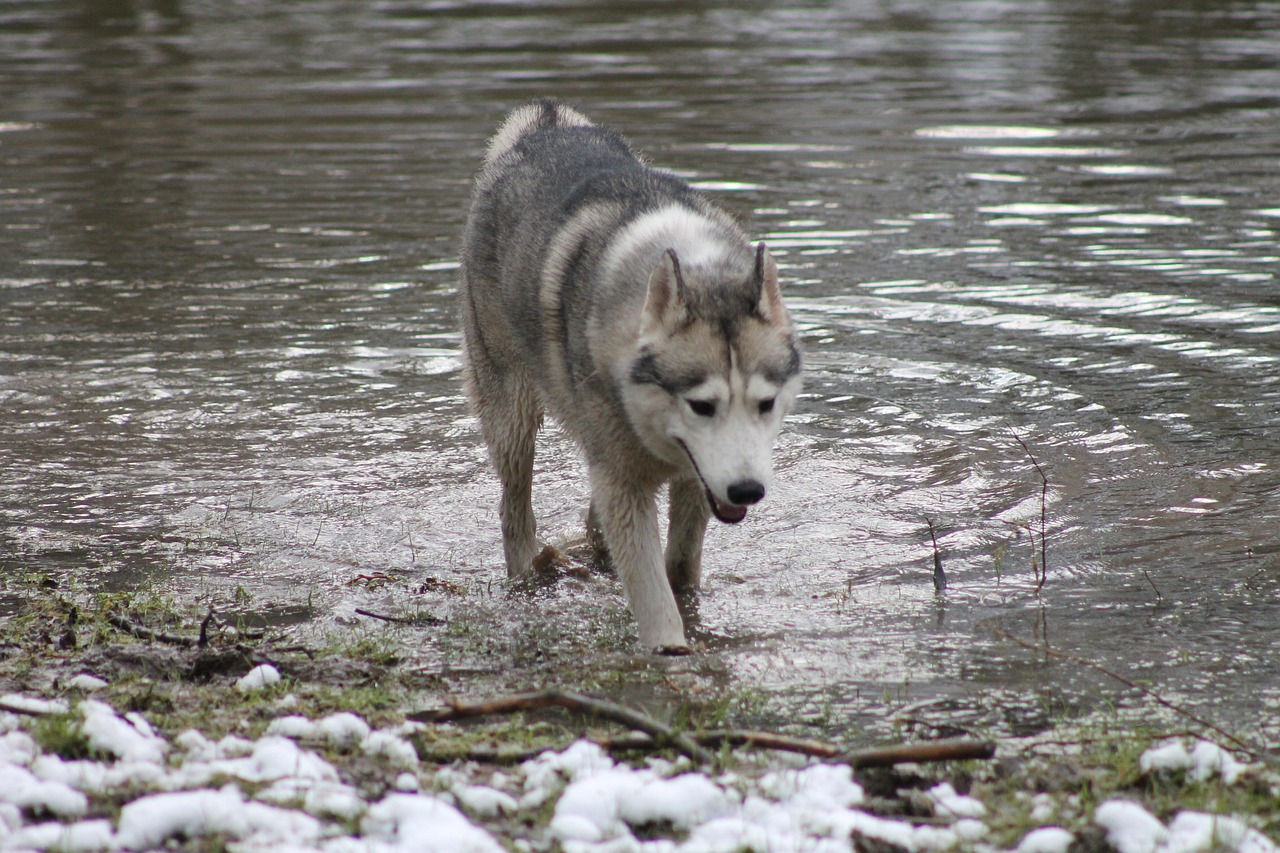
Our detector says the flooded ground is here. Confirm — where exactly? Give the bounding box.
[3,1,1279,746]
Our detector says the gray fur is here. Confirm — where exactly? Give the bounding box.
[459,99,802,653]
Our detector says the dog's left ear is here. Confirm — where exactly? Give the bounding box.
[753,242,787,325]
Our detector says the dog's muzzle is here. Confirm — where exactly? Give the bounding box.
[676,440,765,524]
[709,479,764,524]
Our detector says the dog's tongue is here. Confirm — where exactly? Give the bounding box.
[713,495,748,524]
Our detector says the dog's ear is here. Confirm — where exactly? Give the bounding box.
[641,247,687,335]
[753,242,787,325]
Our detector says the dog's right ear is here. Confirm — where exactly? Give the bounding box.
[641,247,687,336]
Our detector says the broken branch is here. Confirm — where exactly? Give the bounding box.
[409,689,716,765]
[409,690,997,769]
[106,612,196,647]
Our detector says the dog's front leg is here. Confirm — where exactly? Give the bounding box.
[589,468,689,653]
[666,476,710,592]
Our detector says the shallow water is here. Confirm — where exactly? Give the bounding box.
[3,1,1279,743]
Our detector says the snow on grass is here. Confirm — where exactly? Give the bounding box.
[353,793,505,853]
[1,694,68,716]
[1016,826,1076,853]
[1139,738,1257,785]
[236,662,283,692]
[0,693,1275,853]
[0,764,88,819]
[78,700,167,765]
[1096,799,1278,853]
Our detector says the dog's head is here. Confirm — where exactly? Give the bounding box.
[626,243,802,523]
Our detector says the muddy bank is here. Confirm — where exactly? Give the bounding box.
[1,577,1277,852]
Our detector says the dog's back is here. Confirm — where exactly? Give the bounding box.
[460,99,741,407]
[458,100,801,653]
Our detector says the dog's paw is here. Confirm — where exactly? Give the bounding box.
[653,643,694,656]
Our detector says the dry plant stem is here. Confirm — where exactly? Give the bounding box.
[926,517,946,592]
[197,610,215,648]
[1008,427,1049,592]
[996,627,1256,757]
[409,689,716,765]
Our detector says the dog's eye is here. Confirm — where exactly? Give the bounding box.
[758,397,776,415]
[688,399,716,417]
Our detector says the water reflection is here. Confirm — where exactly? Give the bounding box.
[2,0,1279,741]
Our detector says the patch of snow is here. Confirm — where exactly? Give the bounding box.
[1,694,69,716]
[1017,826,1075,853]
[758,762,865,811]
[4,818,115,852]
[361,730,418,770]
[520,740,616,809]
[552,767,739,845]
[78,701,167,765]
[266,714,317,739]
[259,777,367,821]
[170,734,341,788]
[63,675,109,693]
[236,663,283,692]
[114,784,322,851]
[315,712,371,749]
[452,784,519,819]
[1097,800,1170,853]
[927,782,987,819]
[30,753,165,794]
[0,764,89,818]
[1140,739,1255,786]
[0,730,38,766]
[1166,811,1277,853]
[359,792,505,852]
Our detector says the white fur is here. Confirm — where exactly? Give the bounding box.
[599,205,735,283]
[483,102,593,167]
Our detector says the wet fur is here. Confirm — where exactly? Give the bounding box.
[459,99,802,652]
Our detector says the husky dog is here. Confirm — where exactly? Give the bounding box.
[459,99,802,653]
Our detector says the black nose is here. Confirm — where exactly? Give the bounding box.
[727,479,766,506]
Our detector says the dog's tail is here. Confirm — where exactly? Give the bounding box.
[483,98,594,168]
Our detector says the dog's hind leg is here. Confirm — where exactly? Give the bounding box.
[464,342,541,578]
[589,468,688,653]
[666,476,710,592]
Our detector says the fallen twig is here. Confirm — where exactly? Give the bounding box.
[107,613,196,647]
[604,730,841,759]
[995,627,1257,757]
[412,744,552,765]
[409,689,716,764]
[841,738,996,768]
[353,608,444,626]
[609,731,995,767]
[409,690,997,769]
